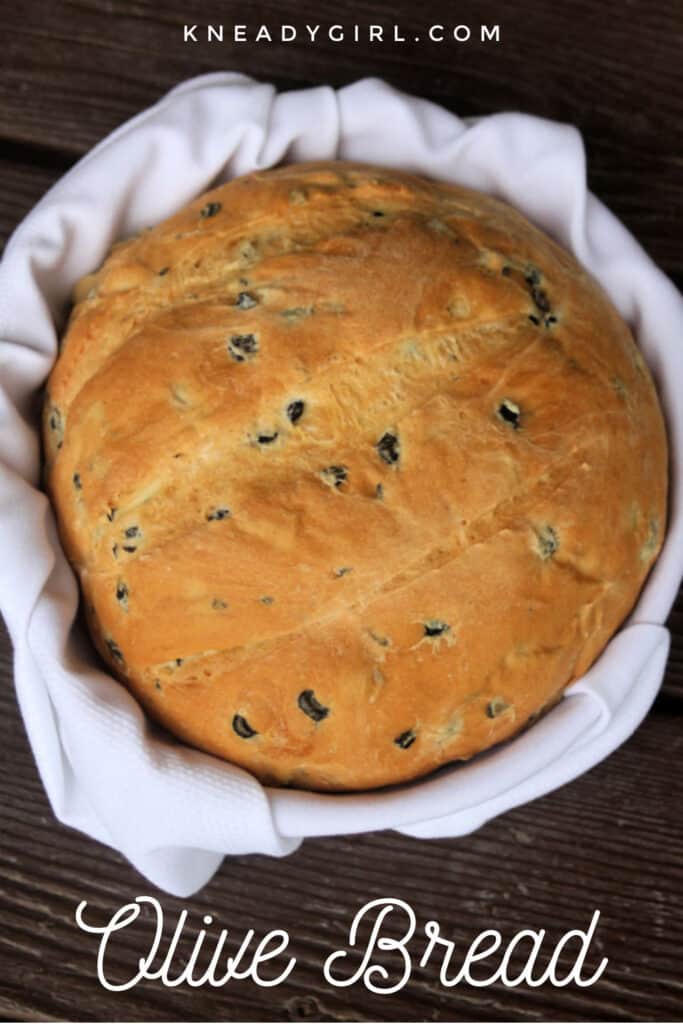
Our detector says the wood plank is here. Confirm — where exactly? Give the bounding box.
[0,616,681,1021]
[1,0,682,158]
[1,0,683,1012]
[0,1,681,289]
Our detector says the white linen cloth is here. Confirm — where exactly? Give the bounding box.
[1,72,681,897]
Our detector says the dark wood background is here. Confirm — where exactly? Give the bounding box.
[1,2,682,1020]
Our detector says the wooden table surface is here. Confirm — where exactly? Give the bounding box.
[1,2,682,1021]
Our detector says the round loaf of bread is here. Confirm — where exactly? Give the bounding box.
[43,161,668,791]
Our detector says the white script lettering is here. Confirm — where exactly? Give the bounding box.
[75,897,296,992]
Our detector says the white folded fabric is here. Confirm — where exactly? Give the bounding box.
[1,72,681,897]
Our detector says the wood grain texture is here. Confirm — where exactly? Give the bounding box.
[0,1,681,286]
[0,615,682,1023]
[1,0,682,1019]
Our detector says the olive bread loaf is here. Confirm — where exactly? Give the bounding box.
[43,161,668,790]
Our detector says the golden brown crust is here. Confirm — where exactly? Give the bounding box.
[43,161,668,791]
